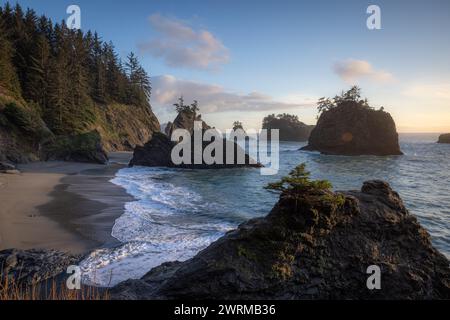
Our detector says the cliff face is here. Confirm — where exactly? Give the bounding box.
[302,102,402,156]
[0,92,160,164]
[112,180,449,300]
[438,133,450,144]
[95,103,160,152]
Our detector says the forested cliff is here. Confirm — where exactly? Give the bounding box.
[0,3,160,163]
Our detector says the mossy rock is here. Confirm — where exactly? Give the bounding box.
[43,130,108,164]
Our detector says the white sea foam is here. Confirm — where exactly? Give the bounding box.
[79,167,233,287]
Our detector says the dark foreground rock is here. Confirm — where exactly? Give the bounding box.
[0,249,79,286]
[0,161,20,174]
[302,102,403,156]
[129,132,261,169]
[111,180,449,300]
[438,133,450,144]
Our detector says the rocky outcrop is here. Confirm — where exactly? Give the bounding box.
[129,132,260,169]
[0,249,80,286]
[112,180,449,300]
[130,111,260,169]
[165,111,210,138]
[302,102,403,155]
[162,122,172,136]
[130,132,174,167]
[438,133,450,144]
[0,161,20,174]
[42,130,109,164]
[262,114,315,142]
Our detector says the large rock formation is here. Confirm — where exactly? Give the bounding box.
[130,111,260,169]
[438,133,450,144]
[130,132,174,167]
[262,114,314,142]
[130,132,260,169]
[112,180,449,300]
[302,102,403,156]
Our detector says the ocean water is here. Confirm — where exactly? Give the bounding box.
[80,133,450,287]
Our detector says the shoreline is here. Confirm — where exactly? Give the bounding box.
[0,152,133,255]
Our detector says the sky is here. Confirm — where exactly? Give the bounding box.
[3,0,450,132]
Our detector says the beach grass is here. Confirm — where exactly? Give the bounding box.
[0,273,109,300]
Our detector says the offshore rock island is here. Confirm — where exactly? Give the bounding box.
[302,88,403,156]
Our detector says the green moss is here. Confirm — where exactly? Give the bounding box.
[47,131,101,154]
[237,245,258,261]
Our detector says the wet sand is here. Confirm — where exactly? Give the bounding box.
[0,152,133,254]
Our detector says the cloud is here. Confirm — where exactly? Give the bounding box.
[402,83,450,100]
[139,14,229,70]
[151,75,316,114]
[333,59,394,84]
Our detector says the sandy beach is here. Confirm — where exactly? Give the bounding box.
[0,152,133,254]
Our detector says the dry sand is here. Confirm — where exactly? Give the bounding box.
[0,152,133,254]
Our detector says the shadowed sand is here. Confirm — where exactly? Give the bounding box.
[0,152,133,254]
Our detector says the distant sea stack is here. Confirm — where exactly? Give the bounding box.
[111,179,450,299]
[438,133,450,144]
[263,114,314,142]
[302,101,403,156]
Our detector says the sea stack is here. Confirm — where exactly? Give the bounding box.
[130,110,260,169]
[437,133,450,144]
[302,101,403,156]
[262,114,315,142]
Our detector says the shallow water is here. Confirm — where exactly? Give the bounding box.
[80,133,450,287]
